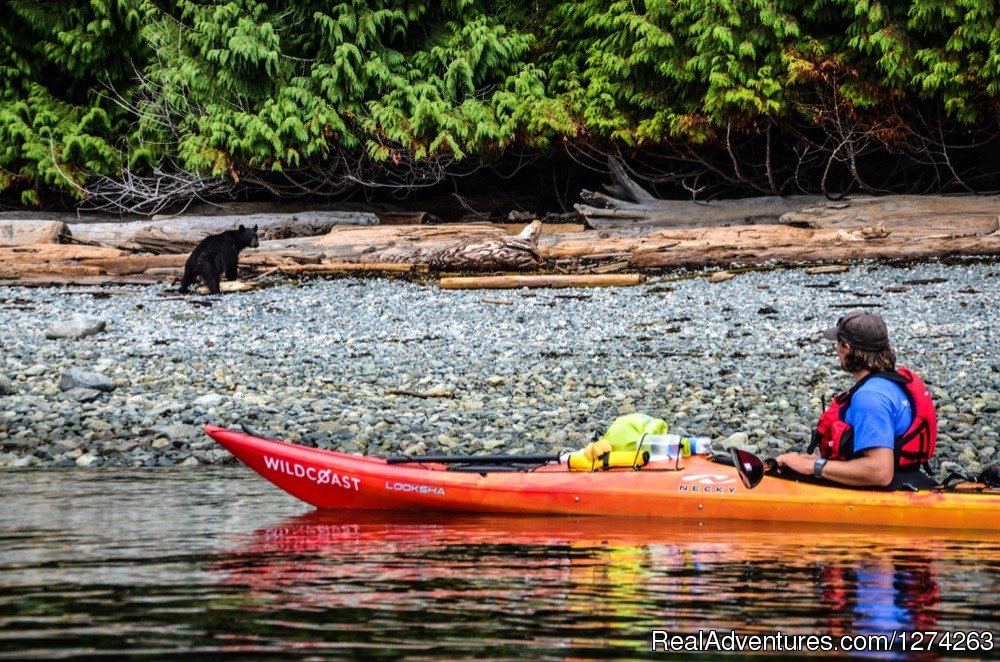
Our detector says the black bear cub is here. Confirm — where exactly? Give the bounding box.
[179,224,259,294]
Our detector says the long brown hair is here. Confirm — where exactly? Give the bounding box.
[843,344,897,373]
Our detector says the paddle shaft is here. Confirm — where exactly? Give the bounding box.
[386,453,562,465]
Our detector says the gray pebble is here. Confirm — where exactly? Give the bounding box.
[45,315,106,340]
[60,387,102,403]
[59,369,115,392]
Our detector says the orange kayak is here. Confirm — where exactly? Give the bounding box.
[205,425,1000,531]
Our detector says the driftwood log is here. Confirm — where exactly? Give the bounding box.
[541,216,1000,270]
[429,220,542,271]
[575,158,823,230]
[0,220,71,246]
[779,195,1000,231]
[65,211,378,254]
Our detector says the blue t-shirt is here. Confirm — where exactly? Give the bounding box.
[846,377,914,453]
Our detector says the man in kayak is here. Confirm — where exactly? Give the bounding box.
[775,312,937,489]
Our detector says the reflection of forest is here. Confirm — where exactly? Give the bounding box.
[216,512,1000,648]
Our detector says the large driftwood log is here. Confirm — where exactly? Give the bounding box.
[428,220,542,271]
[67,211,378,253]
[0,245,124,282]
[304,224,509,263]
[541,219,1000,269]
[575,158,823,230]
[779,195,1000,232]
[271,262,425,275]
[150,200,436,225]
[0,220,70,246]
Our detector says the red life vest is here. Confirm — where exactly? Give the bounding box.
[813,368,937,470]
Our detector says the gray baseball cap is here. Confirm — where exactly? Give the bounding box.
[823,311,890,352]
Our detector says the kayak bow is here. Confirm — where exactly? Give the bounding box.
[205,425,1000,531]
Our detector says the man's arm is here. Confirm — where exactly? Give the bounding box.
[775,448,895,487]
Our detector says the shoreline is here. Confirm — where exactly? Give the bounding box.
[2,258,997,477]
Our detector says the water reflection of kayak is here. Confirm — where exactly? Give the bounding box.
[206,425,1000,531]
[217,512,1000,640]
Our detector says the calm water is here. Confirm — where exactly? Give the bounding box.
[1,469,998,660]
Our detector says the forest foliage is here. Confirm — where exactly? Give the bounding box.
[2,0,1000,209]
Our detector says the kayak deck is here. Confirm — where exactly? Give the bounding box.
[205,425,1000,531]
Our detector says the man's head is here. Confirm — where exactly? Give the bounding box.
[823,311,896,374]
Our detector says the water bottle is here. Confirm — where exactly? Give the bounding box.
[690,436,713,455]
[642,434,686,460]
[642,434,713,460]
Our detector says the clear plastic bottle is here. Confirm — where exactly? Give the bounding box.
[642,434,685,460]
[690,436,713,455]
[642,434,713,460]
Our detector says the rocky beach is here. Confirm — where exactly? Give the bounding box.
[1,260,997,477]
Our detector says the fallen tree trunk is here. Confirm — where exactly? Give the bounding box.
[428,220,542,271]
[0,220,70,246]
[9,274,169,287]
[67,211,378,253]
[541,220,1000,269]
[575,158,822,230]
[440,274,645,289]
[77,254,188,276]
[303,224,511,263]
[779,195,1000,231]
[271,262,426,275]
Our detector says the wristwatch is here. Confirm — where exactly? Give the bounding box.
[813,457,828,478]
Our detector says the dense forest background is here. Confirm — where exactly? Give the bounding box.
[3,0,1000,215]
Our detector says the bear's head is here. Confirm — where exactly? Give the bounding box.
[237,224,260,249]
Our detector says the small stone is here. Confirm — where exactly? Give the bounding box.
[709,271,735,283]
[0,374,12,395]
[156,423,201,442]
[193,393,224,408]
[75,453,99,467]
[59,368,115,392]
[45,315,106,340]
[147,401,185,417]
[938,460,968,476]
[402,442,427,456]
[61,387,102,402]
[24,364,48,377]
[151,438,171,449]
[88,420,114,432]
[202,449,232,464]
[180,456,200,466]
[721,432,750,449]
[436,434,460,448]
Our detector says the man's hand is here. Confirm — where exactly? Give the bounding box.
[776,452,817,476]
[776,448,895,487]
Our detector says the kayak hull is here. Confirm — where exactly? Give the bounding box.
[205,425,1000,531]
